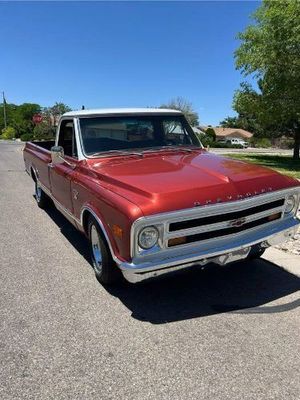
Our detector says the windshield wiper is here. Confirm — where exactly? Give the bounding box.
[142,146,196,154]
[90,150,143,158]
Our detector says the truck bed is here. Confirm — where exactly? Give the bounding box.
[28,140,55,151]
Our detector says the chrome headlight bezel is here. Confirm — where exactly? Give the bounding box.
[138,226,159,250]
[284,194,298,215]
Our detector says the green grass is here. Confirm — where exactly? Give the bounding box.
[224,153,300,179]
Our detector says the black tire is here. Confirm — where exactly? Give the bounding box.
[88,216,121,285]
[247,246,266,260]
[35,180,50,209]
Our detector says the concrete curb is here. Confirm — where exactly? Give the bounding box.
[263,247,300,276]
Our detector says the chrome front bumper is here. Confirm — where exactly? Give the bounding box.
[118,217,299,283]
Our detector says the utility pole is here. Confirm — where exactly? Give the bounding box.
[2,91,7,129]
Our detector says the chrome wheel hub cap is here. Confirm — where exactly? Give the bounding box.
[91,225,102,274]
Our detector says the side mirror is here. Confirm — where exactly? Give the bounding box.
[51,146,65,165]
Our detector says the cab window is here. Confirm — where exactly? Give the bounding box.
[58,119,78,158]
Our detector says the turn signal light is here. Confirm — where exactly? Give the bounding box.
[168,237,187,247]
[268,213,281,222]
[112,224,123,239]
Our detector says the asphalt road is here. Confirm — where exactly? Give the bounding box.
[0,141,299,400]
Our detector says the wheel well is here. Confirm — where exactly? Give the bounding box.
[82,210,111,248]
[82,210,91,236]
[82,210,106,239]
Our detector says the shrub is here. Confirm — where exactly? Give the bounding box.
[205,127,217,142]
[33,123,56,140]
[198,133,214,147]
[253,138,272,148]
[210,142,243,149]
[1,126,16,140]
[20,133,34,142]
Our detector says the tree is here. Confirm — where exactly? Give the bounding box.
[42,102,72,127]
[33,122,56,140]
[1,126,16,139]
[219,116,241,128]
[160,97,199,126]
[205,127,216,142]
[49,102,71,118]
[234,0,300,159]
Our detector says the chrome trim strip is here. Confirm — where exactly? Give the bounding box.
[55,117,86,161]
[80,207,117,261]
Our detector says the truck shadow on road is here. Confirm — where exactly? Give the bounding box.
[44,205,300,324]
[107,262,300,323]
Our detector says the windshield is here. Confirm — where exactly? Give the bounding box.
[79,115,200,156]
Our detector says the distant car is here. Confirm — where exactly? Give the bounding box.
[226,138,249,148]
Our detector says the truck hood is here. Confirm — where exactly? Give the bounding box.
[88,149,299,215]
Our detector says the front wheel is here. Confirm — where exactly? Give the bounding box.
[88,216,121,285]
[247,246,266,260]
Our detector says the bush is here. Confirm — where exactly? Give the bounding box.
[211,142,243,149]
[20,133,33,142]
[197,133,214,147]
[252,138,272,148]
[205,127,217,142]
[276,137,294,149]
[33,123,56,140]
[1,126,16,140]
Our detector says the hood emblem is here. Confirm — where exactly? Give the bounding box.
[229,217,247,228]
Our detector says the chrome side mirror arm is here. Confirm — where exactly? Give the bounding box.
[50,146,76,169]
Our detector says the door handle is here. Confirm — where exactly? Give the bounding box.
[48,163,54,168]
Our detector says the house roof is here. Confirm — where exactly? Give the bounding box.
[213,127,253,139]
[192,127,206,135]
[63,108,182,118]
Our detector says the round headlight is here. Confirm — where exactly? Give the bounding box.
[285,195,296,214]
[138,226,159,249]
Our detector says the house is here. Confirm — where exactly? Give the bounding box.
[213,127,253,142]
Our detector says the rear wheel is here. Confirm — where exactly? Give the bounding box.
[88,216,121,285]
[35,179,50,209]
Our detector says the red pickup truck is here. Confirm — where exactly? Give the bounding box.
[23,108,300,284]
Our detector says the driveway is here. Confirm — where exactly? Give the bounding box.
[0,141,299,400]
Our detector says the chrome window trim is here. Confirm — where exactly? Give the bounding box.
[130,187,300,259]
[56,117,86,161]
[75,114,200,160]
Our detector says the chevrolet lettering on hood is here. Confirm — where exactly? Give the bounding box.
[23,108,300,285]
[194,187,273,207]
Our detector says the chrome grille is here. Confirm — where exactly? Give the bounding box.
[166,197,285,248]
[169,199,284,232]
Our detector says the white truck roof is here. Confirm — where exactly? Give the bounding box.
[63,108,182,118]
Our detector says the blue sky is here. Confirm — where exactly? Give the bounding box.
[0,1,259,126]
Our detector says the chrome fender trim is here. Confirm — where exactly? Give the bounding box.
[80,206,121,265]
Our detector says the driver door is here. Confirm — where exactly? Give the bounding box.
[49,119,78,214]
